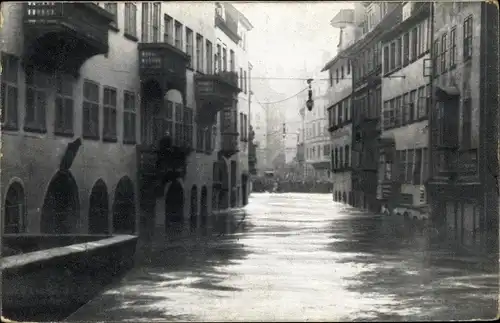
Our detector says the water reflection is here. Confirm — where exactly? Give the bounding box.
[329,206,498,321]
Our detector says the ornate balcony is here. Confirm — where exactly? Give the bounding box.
[23,2,114,76]
[218,132,239,159]
[138,42,190,99]
[195,71,240,127]
[137,136,192,199]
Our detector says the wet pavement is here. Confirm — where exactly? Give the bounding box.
[67,193,498,322]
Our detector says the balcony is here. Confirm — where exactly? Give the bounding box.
[195,71,240,127]
[138,42,190,98]
[23,2,114,76]
[137,136,192,199]
[218,132,239,159]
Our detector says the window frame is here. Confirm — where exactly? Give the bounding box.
[0,52,19,130]
[123,90,136,144]
[54,72,74,137]
[82,79,100,140]
[103,86,118,142]
[24,65,49,133]
[124,2,137,39]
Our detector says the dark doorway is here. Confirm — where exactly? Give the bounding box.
[112,176,136,234]
[4,182,26,233]
[41,171,80,234]
[165,180,184,227]
[241,174,248,206]
[200,186,208,227]
[88,179,109,234]
[190,185,198,232]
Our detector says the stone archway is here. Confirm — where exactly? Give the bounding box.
[113,176,136,234]
[165,180,184,229]
[200,186,208,227]
[190,185,198,232]
[4,182,26,233]
[41,171,80,234]
[88,179,109,234]
[241,174,248,206]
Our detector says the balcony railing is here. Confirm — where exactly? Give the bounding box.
[139,42,189,80]
[23,2,113,74]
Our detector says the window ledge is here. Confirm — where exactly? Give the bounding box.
[123,139,136,145]
[24,126,47,134]
[83,134,100,141]
[124,33,138,42]
[1,123,19,132]
[54,130,75,138]
[103,136,118,143]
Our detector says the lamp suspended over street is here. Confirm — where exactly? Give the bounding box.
[306,78,314,111]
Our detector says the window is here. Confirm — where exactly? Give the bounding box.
[216,44,222,72]
[422,148,428,181]
[244,114,248,140]
[206,40,213,74]
[204,127,212,152]
[186,28,193,68]
[196,127,205,152]
[0,53,19,128]
[244,70,247,93]
[402,93,409,125]
[184,106,193,149]
[239,112,244,140]
[174,103,184,146]
[212,125,217,150]
[395,37,401,69]
[339,148,343,167]
[434,39,440,75]
[152,2,160,42]
[383,45,389,74]
[347,60,351,74]
[394,96,402,127]
[345,145,350,167]
[25,66,49,132]
[367,48,372,72]
[450,27,457,68]
[389,42,396,71]
[410,27,418,61]
[403,32,410,65]
[419,20,427,55]
[409,90,416,122]
[341,66,345,79]
[123,91,136,143]
[414,149,422,185]
[222,47,227,71]
[441,32,448,72]
[415,86,425,120]
[124,3,137,38]
[323,144,329,157]
[196,34,203,72]
[141,3,150,42]
[164,15,173,43]
[174,21,183,49]
[463,15,473,60]
[461,98,472,149]
[82,80,100,139]
[399,150,407,182]
[104,3,118,28]
[239,67,243,88]
[103,87,117,141]
[230,50,235,72]
[54,73,74,135]
[336,69,339,83]
[406,149,414,184]
[329,69,333,87]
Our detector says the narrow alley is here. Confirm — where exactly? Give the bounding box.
[67,193,498,322]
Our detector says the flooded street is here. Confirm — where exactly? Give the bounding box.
[67,193,498,322]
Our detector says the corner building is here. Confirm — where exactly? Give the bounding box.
[0,2,253,238]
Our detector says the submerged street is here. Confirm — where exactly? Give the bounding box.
[67,193,498,322]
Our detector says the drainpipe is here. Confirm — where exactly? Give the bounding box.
[427,2,435,220]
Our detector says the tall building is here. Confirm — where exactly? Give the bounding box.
[341,2,399,212]
[377,2,431,214]
[0,2,254,238]
[427,1,498,243]
[323,8,357,204]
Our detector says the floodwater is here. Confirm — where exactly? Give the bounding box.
[67,193,498,322]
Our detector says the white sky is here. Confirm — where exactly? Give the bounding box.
[235,2,353,96]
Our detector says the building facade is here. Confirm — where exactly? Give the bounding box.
[342,2,399,212]
[378,2,431,214]
[323,8,357,204]
[249,98,267,175]
[427,1,498,244]
[1,2,254,237]
[304,82,332,183]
